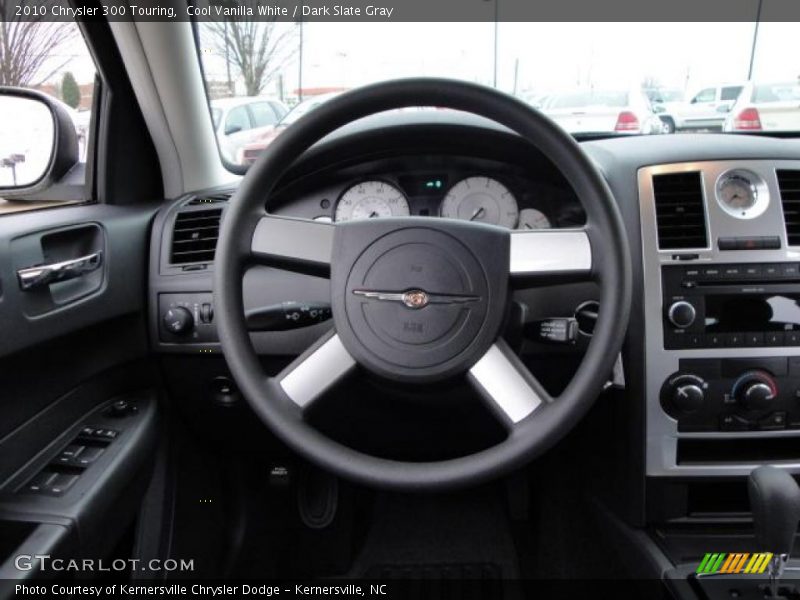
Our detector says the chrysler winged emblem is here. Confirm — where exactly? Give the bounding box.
[353,289,479,309]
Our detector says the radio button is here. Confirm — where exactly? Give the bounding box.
[685,267,701,278]
[763,264,780,277]
[688,334,705,347]
[744,332,764,346]
[726,332,745,347]
[766,332,785,346]
[722,266,742,278]
[786,331,800,345]
[743,265,762,277]
[706,333,724,347]
[702,267,722,278]
[667,301,697,329]
[782,263,800,278]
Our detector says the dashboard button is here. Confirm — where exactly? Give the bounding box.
[722,266,742,278]
[766,332,785,346]
[720,414,751,431]
[762,264,781,277]
[786,331,800,346]
[744,332,764,346]
[782,263,800,278]
[688,334,705,347]
[758,412,787,430]
[706,333,724,347]
[702,267,722,279]
[743,265,762,277]
[726,332,745,347]
[685,267,701,278]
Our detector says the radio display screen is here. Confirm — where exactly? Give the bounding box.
[705,294,800,332]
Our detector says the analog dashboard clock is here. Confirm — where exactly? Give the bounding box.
[714,169,769,219]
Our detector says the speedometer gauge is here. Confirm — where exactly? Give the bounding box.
[440,177,519,228]
[335,180,410,222]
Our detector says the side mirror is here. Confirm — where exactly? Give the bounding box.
[0,87,78,197]
[225,124,243,136]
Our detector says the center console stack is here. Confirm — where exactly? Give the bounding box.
[639,161,800,478]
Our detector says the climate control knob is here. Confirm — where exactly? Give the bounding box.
[732,371,777,411]
[667,300,696,329]
[163,306,194,336]
[663,373,707,414]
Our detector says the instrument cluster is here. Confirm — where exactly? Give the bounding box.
[291,164,584,230]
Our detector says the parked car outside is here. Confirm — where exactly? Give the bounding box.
[540,89,664,135]
[238,92,342,166]
[663,83,745,131]
[723,80,800,132]
[644,88,685,133]
[210,96,288,165]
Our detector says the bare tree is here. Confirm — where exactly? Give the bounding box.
[203,3,297,97]
[0,0,78,87]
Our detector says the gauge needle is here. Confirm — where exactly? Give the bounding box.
[369,211,379,218]
[469,207,485,221]
[523,223,533,230]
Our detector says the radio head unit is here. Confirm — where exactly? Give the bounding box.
[663,262,800,349]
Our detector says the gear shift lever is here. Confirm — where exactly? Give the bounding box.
[748,466,800,596]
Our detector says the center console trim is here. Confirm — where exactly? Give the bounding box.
[639,159,800,477]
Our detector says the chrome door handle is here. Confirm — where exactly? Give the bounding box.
[17,251,103,291]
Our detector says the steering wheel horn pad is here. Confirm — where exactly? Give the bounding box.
[213,78,631,491]
[332,218,508,383]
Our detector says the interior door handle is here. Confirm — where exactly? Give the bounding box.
[17,251,103,291]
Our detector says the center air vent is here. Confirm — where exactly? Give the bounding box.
[170,207,223,265]
[652,171,708,250]
[778,170,800,246]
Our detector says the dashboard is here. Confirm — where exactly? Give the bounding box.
[147,112,800,493]
[269,154,585,230]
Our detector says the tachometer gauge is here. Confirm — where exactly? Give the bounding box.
[715,169,769,219]
[517,208,551,230]
[335,180,410,222]
[440,177,519,228]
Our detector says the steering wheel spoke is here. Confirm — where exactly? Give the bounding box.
[509,229,592,280]
[468,340,552,426]
[251,214,334,277]
[277,331,356,412]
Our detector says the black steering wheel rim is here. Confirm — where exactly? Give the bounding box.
[214,78,631,491]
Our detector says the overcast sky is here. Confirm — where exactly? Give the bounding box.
[50,21,800,99]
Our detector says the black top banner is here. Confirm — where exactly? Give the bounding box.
[2,0,800,22]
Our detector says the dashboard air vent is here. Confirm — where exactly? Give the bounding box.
[185,191,233,206]
[652,171,708,250]
[777,170,800,246]
[170,207,223,265]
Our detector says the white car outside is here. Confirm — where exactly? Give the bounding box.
[541,89,664,135]
[210,96,288,165]
[723,81,800,132]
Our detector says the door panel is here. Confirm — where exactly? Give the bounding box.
[0,201,160,585]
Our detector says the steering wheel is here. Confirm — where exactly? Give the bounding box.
[214,78,631,491]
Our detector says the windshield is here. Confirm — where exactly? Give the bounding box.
[195,21,800,170]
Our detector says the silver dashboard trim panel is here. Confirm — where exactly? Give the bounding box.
[639,160,800,477]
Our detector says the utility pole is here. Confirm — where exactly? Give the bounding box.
[747,0,763,81]
[492,0,499,88]
[297,19,304,102]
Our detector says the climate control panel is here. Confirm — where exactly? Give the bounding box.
[661,357,800,432]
